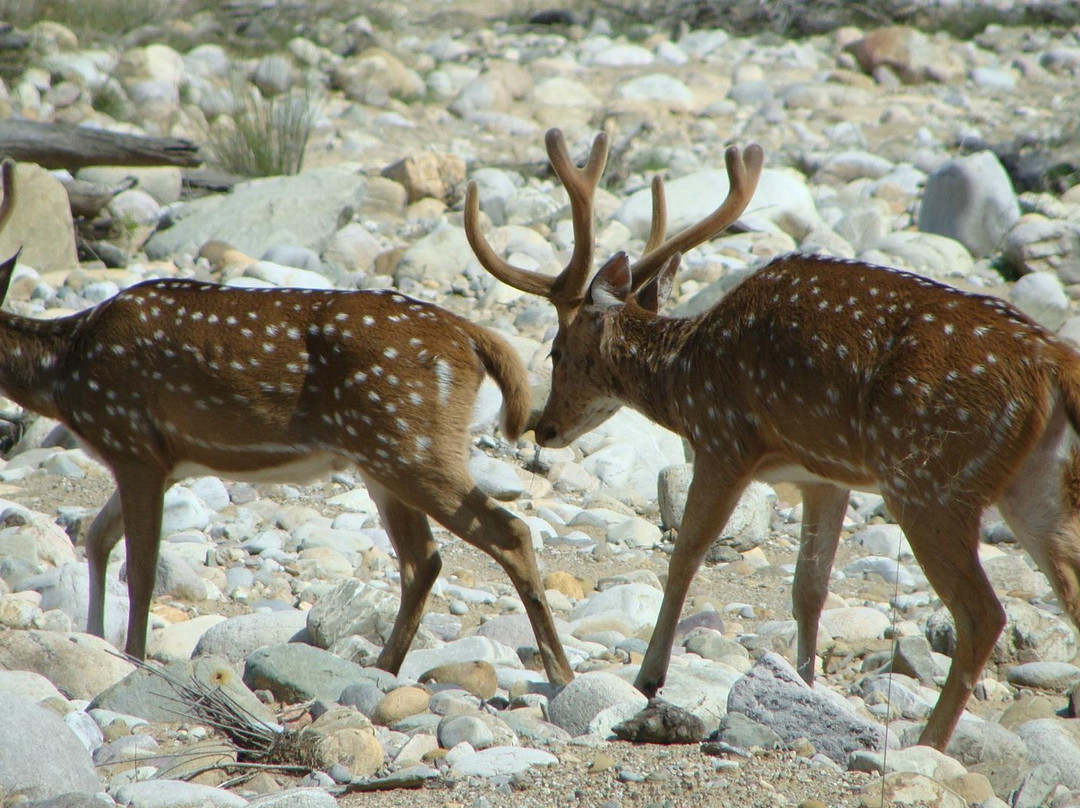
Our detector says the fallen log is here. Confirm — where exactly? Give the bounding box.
[0,119,202,171]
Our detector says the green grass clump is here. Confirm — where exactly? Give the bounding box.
[205,78,320,178]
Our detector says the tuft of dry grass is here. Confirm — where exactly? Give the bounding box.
[204,77,321,178]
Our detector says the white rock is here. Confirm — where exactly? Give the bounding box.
[854,524,913,560]
[162,485,210,534]
[606,517,662,549]
[917,150,1019,258]
[449,745,558,777]
[547,671,647,737]
[399,636,522,682]
[1009,271,1068,330]
[571,583,663,632]
[819,606,891,641]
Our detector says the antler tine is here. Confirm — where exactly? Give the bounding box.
[630,143,764,292]
[464,182,557,298]
[0,159,16,233]
[463,129,609,305]
[643,175,667,254]
[544,128,608,302]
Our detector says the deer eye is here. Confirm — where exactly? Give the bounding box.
[549,348,562,366]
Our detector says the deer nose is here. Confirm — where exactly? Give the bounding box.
[535,423,558,446]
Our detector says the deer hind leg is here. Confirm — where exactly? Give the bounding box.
[792,483,849,685]
[113,466,167,660]
[397,469,574,687]
[887,496,1003,751]
[362,476,443,676]
[998,404,1080,632]
[635,458,752,697]
[85,489,124,641]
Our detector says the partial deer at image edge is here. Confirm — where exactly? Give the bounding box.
[465,127,1080,752]
[0,158,573,688]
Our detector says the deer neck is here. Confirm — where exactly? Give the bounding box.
[602,309,702,436]
[0,310,77,420]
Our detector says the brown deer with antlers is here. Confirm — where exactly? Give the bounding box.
[0,159,574,685]
[465,128,1080,751]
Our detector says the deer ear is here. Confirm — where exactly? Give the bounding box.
[0,249,21,304]
[587,252,631,310]
[636,253,680,313]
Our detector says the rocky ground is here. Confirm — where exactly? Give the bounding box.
[3,2,1080,808]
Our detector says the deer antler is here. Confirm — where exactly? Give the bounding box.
[465,128,608,307]
[629,144,764,292]
[0,159,16,233]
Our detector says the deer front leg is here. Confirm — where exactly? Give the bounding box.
[85,489,124,641]
[362,476,443,676]
[114,467,167,660]
[792,483,849,685]
[635,459,751,697]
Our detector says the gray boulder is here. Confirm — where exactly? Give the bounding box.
[192,609,309,664]
[145,165,403,260]
[726,652,887,764]
[0,692,101,799]
[917,150,1019,258]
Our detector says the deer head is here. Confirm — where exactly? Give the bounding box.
[465,129,764,447]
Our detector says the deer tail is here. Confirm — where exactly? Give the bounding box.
[470,327,531,441]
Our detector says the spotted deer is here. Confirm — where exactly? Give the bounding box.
[465,127,1080,751]
[0,159,573,684]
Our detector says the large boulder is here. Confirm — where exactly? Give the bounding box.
[0,692,101,799]
[0,162,78,274]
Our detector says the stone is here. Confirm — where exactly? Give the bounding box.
[889,635,945,684]
[606,516,662,549]
[615,167,820,242]
[849,745,967,780]
[305,579,400,649]
[0,692,101,800]
[0,163,78,274]
[393,222,474,287]
[145,167,398,261]
[381,152,466,204]
[857,771,969,808]
[726,652,886,765]
[846,26,965,84]
[571,583,663,633]
[611,698,706,744]
[245,788,337,808]
[1009,271,1069,331]
[819,606,891,641]
[0,630,133,700]
[243,642,375,703]
[305,708,384,778]
[148,614,226,663]
[437,714,496,749]
[1013,718,1080,790]
[371,686,430,726]
[1003,214,1080,283]
[716,711,783,750]
[1006,661,1080,692]
[112,779,247,808]
[547,671,647,737]
[544,571,585,601]
[927,597,1076,667]
[917,151,1020,258]
[418,660,498,700]
[90,656,275,726]
[192,609,309,664]
[398,636,522,683]
[448,745,558,778]
[467,453,526,501]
